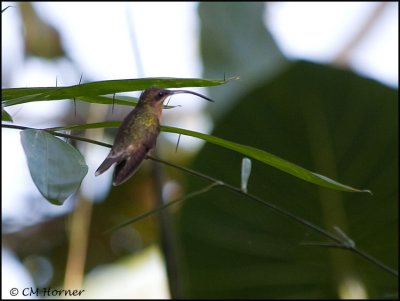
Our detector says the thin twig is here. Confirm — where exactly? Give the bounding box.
[105,182,220,234]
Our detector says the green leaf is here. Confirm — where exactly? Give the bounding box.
[161,126,370,194]
[2,77,235,107]
[179,61,398,298]
[46,121,120,132]
[74,95,139,107]
[20,129,88,205]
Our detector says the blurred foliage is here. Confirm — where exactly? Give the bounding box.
[2,2,397,299]
[175,2,398,299]
[177,61,398,298]
[199,2,287,120]
[18,2,66,59]
[3,170,164,286]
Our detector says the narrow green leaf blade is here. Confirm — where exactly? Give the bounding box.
[46,121,120,132]
[161,125,371,194]
[74,95,139,106]
[2,77,236,107]
[20,129,88,205]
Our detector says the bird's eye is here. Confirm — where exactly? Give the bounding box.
[158,92,164,97]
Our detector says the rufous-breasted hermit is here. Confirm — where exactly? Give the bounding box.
[95,87,213,186]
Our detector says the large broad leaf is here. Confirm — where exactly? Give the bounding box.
[20,129,88,205]
[177,61,398,298]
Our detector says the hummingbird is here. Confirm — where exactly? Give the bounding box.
[95,87,213,186]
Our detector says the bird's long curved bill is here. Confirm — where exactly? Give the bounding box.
[168,90,214,102]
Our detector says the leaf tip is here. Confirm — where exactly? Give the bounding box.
[363,189,373,196]
[228,76,240,82]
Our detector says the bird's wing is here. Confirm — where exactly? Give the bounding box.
[112,143,151,186]
[95,124,159,185]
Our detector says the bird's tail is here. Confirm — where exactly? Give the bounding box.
[95,157,117,176]
[112,146,149,186]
